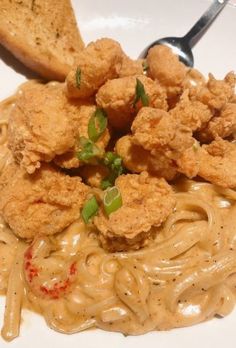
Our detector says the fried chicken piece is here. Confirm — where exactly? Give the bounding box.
[79,164,109,188]
[54,105,110,169]
[118,56,144,77]
[8,82,84,174]
[96,75,167,130]
[191,72,236,110]
[170,90,213,131]
[131,107,194,159]
[115,135,177,180]
[199,103,236,142]
[198,138,236,188]
[66,38,124,99]
[94,172,176,251]
[0,163,89,239]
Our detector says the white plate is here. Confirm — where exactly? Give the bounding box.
[0,0,236,347]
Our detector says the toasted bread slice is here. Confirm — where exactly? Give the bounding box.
[0,0,84,81]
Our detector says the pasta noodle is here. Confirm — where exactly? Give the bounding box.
[0,80,236,341]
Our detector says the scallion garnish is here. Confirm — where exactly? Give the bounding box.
[77,136,103,163]
[88,108,107,142]
[82,196,99,223]
[103,186,122,216]
[76,68,81,88]
[133,78,149,108]
[142,60,149,73]
[101,152,125,190]
[101,172,117,190]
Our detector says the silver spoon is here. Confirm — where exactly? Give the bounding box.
[140,0,229,66]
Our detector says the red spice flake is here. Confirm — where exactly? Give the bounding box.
[69,262,77,275]
[27,266,39,282]
[40,278,71,299]
[24,247,33,261]
[25,261,31,270]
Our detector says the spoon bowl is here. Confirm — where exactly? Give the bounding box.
[140,0,229,66]
[140,36,194,67]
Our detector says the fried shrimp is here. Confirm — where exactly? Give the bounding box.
[94,172,176,251]
[96,75,167,130]
[147,45,187,87]
[199,103,236,141]
[66,38,124,99]
[54,105,110,169]
[115,135,177,180]
[0,163,89,239]
[118,56,144,78]
[131,107,194,159]
[198,138,236,188]
[170,90,213,131]
[8,83,83,174]
[191,72,236,110]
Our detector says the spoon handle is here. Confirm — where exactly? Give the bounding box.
[183,0,229,48]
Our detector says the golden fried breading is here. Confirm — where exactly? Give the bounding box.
[0,163,89,239]
[176,146,200,179]
[183,68,206,90]
[198,138,236,188]
[132,107,194,159]
[54,105,110,169]
[96,75,167,130]
[8,83,84,174]
[170,90,213,131]
[199,103,236,142]
[191,72,236,110]
[132,108,174,149]
[66,38,123,99]
[79,164,109,188]
[115,135,177,180]
[147,45,187,87]
[94,172,176,251]
[118,56,144,78]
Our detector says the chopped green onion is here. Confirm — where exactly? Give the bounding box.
[76,68,81,88]
[103,187,122,216]
[101,172,117,190]
[77,136,103,163]
[103,152,116,166]
[103,152,123,173]
[81,196,99,224]
[88,108,107,143]
[133,78,149,108]
[142,60,149,72]
[101,178,112,190]
[101,152,125,190]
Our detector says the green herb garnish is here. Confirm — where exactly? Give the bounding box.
[101,152,125,189]
[77,137,103,163]
[103,187,122,216]
[82,196,99,223]
[133,78,149,108]
[76,68,81,88]
[142,60,149,73]
[101,172,118,190]
[88,108,107,142]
